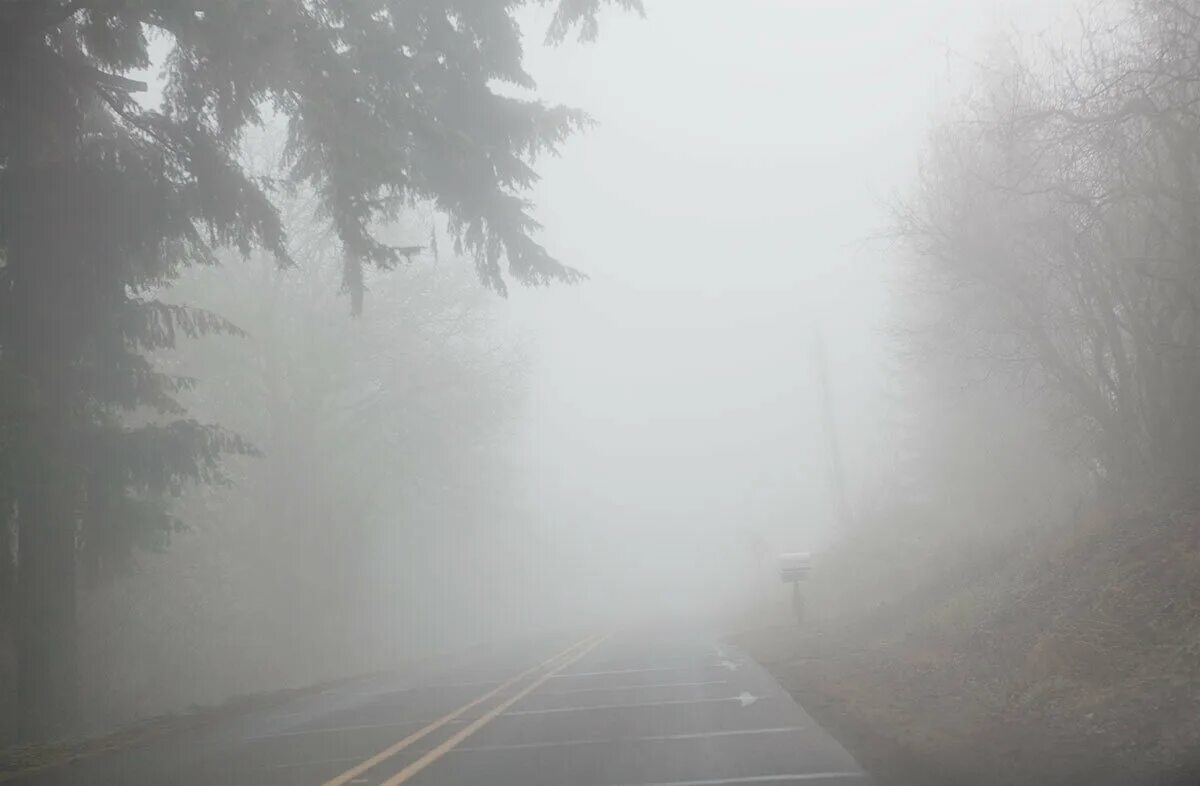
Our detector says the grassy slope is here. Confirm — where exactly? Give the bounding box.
[738,502,1200,785]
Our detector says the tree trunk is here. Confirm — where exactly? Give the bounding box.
[15,478,78,740]
[4,155,82,742]
[9,250,81,741]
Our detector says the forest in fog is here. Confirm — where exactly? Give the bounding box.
[857,0,1200,588]
[0,0,642,742]
[4,2,1200,781]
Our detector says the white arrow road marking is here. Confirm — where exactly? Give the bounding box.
[718,659,741,672]
[505,693,764,716]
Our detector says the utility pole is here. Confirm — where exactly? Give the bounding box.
[814,329,853,529]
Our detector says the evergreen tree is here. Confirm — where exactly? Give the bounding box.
[0,0,639,739]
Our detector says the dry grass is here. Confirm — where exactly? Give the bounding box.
[737,499,1200,785]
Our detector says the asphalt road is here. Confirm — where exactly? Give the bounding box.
[16,625,871,785]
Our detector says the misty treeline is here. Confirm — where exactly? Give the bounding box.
[822,0,1200,610]
[0,0,640,742]
[903,0,1200,491]
[75,187,533,730]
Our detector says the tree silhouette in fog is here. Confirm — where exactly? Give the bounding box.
[0,0,639,740]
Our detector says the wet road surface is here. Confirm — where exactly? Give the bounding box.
[14,626,870,785]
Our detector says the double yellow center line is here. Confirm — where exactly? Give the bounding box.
[323,633,606,786]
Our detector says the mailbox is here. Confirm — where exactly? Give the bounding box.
[778,552,811,583]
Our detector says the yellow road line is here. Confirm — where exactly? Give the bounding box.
[322,636,595,786]
[379,633,609,786]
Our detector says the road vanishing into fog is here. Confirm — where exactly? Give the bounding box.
[15,625,870,786]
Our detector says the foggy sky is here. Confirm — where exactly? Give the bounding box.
[490,0,1067,609]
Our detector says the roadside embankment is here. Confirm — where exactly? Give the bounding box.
[737,500,1200,785]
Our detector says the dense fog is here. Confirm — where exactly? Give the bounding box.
[8,5,1200,782]
[2,0,1064,731]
